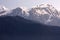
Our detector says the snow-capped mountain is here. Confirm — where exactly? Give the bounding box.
[4,7,29,19]
[0,4,60,26]
[0,5,9,16]
[31,4,59,16]
[0,5,8,12]
[28,4,60,26]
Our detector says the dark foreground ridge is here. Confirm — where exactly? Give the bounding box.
[0,16,60,40]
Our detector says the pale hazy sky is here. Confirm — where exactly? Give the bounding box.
[0,0,60,10]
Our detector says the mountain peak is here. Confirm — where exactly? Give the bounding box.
[32,4,52,8]
[39,3,52,7]
[31,3,58,15]
[20,7,28,11]
[0,5,8,12]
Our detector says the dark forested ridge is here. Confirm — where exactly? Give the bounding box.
[0,16,60,40]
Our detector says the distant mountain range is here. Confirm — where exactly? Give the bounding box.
[0,4,60,26]
[0,4,60,40]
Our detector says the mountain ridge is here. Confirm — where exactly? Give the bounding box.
[0,4,60,26]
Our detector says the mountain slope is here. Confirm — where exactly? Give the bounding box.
[0,16,60,35]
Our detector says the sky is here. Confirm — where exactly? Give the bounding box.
[0,0,60,10]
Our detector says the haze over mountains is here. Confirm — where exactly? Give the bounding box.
[0,4,60,26]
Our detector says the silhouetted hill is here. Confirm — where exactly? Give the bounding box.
[0,16,60,40]
[0,16,60,35]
